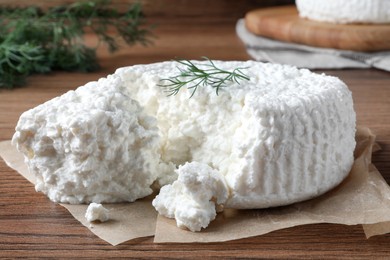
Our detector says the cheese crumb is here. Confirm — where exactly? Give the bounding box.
[85,203,109,222]
[152,162,229,232]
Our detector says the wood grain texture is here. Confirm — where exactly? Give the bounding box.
[0,0,294,18]
[1,13,390,259]
[245,5,390,52]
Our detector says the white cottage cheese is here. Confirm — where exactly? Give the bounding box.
[13,60,356,218]
[12,75,172,204]
[85,203,110,222]
[296,0,390,24]
[152,162,229,232]
[116,60,356,209]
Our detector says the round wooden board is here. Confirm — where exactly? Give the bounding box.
[245,5,390,52]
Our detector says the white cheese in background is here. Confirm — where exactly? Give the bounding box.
[12,75,174,204]
[85,203,110,222]
[296,0,390,24]
[152,162,229,232]
[116,60,356,209]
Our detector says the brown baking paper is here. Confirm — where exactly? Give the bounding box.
[0,140,157,246]
[154,127,390,243]
[1,126,389,245]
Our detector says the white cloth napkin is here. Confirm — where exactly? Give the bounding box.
[236,19,390,71]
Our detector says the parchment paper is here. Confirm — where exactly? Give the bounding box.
[154,127,390,243]
[1,126,390,245]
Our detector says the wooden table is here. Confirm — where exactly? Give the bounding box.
[1,17,390,259]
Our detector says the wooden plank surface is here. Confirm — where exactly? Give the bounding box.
[0,0,294,18]
[1,15,390,259]
[245,5,390,52]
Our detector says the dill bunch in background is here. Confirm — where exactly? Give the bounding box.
[0,0,152,89]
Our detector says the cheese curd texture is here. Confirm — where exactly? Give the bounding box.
[13,60,356,212]
[296,0,390,24]
[116,60,356,209]
[85,203,110,222]
[152,162,229,232]
[12,75,165,204]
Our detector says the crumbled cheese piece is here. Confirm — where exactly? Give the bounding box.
[152,162,229,232]
[296,0,390,24]
[85,203,110,222]
[12,75,172,204]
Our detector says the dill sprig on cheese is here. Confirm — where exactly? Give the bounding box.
[159,57,250,97]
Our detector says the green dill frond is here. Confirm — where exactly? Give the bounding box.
[0,0,153,89]
[159,57,250,98]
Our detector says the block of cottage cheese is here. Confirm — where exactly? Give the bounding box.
[13,60,356,218]
[116,60,356,210]
[296,0,390,24]
[12,75,174,204]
